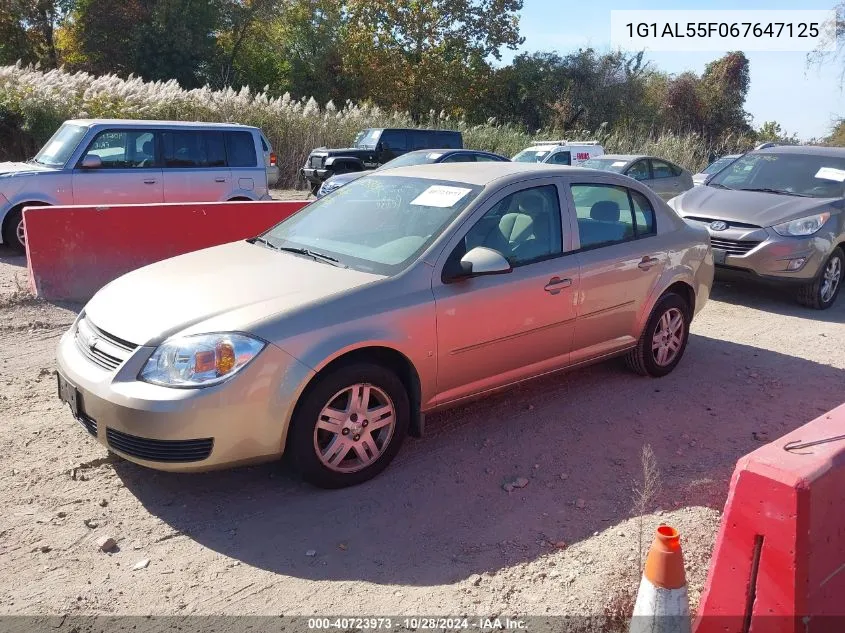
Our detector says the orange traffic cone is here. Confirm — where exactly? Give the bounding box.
[630,525,691,633]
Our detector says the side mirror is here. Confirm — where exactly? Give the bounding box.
[452,246,512,280]
[80,155,102,169]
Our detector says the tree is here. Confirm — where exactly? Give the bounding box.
[808,3,844,86]
[827,119,845,146]
[698,51,752,139]
[344,0,524,117]
[0,0,74,67]
[756,120,798,144]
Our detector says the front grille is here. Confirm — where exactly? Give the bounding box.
[77,412,97,437]
[685,216,761,230]
[106,428,213,463]
[74,316,138,371]
[710,237,762,255]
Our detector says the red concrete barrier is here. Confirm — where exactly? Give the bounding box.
[24,200,308,301]
[694,403,845,633]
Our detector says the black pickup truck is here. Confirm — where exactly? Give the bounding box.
[301,127,462,194]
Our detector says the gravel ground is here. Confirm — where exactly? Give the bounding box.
[1,239,843,619]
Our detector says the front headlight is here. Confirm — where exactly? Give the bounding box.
[772,212,830,237]
[139,333,266,388]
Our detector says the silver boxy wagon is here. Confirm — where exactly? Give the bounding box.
[0,119,274,251]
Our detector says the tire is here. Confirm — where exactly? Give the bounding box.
[287,362,410,488]
[309,183,320,196]
[2,207,25,253]
[797,247,843,310]
[625,293,691,377]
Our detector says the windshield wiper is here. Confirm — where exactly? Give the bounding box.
[277,246,345,267]
[707,182,733,190]
[738,187,811,197]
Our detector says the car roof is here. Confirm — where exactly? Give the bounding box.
[521,143,601,152]
[402,149,507,159]
[67,119,258,130]
[375,162,619,186]
[592,154,644,162]
[753,145,845,157]
[361,127,461,133]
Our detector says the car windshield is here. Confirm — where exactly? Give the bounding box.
[580,158,628,173]
[354,129,382,149]
[33,123,88,167]
[262,175,482,275]
[512,149,550,163]
[702,156,737,175]
[376,151,446,170]
[708,152,845,198]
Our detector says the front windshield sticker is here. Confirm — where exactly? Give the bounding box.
[535,151,548,156]
[815,167,845,182]
[426,152,443,160]
[612,161,627,167]
[43,141,65,157]
[410,185,473,207]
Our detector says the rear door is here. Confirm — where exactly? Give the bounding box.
[226,130,264,198]
[161,130,232,202]
[378,130,408,162]
[649,159,685,200]
[566,181,666,363]
[72,129,164,205]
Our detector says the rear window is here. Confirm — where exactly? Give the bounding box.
[225,131,258,167]
[436,131,462,149]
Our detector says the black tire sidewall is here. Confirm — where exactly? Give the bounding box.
[288,363,410,488]
[639,294,691,377]
[3,208,24,252]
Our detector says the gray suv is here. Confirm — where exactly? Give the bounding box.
[669,146,845,309]
[0,119,273,251]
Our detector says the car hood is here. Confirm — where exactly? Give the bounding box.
[312,147,372,157]
[672,185,835,226]
[0,161,54,177]
[84,241,383,346]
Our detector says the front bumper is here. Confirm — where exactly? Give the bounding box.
[301,167,330,185]
[55,327,314,472]
[683,220,832,284]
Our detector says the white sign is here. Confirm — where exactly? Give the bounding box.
[815,167,845,182]
[410,185,473,208]
[612,161,627,167]
[426,152,443,160]
[535,151,549,156]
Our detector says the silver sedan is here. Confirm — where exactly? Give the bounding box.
[580,155,695,201]
[56,163,713,488]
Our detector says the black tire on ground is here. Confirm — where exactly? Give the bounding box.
[625,292,691,377]
[287,362,410,488]
[797,247,843,310]
[309,183,320,196]
[2,207,25,253]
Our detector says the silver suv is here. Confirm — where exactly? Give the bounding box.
[0,119,274,251]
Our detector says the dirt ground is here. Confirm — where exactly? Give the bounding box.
[1,236,844,619]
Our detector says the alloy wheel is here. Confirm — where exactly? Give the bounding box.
[16,219,25,246]
[313,383,396,473]
[651,307,685,367]
[820,255,842,304]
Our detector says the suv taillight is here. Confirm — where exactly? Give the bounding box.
[269,152,277,167]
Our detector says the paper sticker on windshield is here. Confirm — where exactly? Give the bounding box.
[611,161,627,167]
[426,152,443,160]
[43,141,64,156]
[815,167,845,182]
[411,185,473,207]
[535,151,548,156]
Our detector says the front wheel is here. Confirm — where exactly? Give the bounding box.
[626,293,691,377]
[797,247,843,310]
[2,208,25,253]
[287,363,410,488]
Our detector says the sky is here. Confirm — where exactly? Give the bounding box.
[503,0,843,140]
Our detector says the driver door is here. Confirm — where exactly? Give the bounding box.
[431,180,580,405]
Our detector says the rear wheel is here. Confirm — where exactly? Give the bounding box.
[287,363,410,488]
[626,293,691,377]
[797,247,843,310]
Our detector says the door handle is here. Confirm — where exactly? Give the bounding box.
[143,179,157,185]
[214,177,227,183]
[544,277,572,294]
[638,256,660,271]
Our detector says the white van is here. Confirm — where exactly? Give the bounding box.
[0,119,275,251]
[512,140,604,166]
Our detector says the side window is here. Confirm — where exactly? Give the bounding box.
[437,131,461,148]
[205,132,227,167]
[460,185,563,267]
[631,190,656,237]
[410,130,431,150]
[441,153,475,163]
[571,184,636,249]
[162,131,205,168]
[651,160,675,179]
[225,131,258,167]
[474,154,503,162]
[548,151,571,165]
[626,160,650,181]
[380,130,408,152]
[81,130,157,168]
